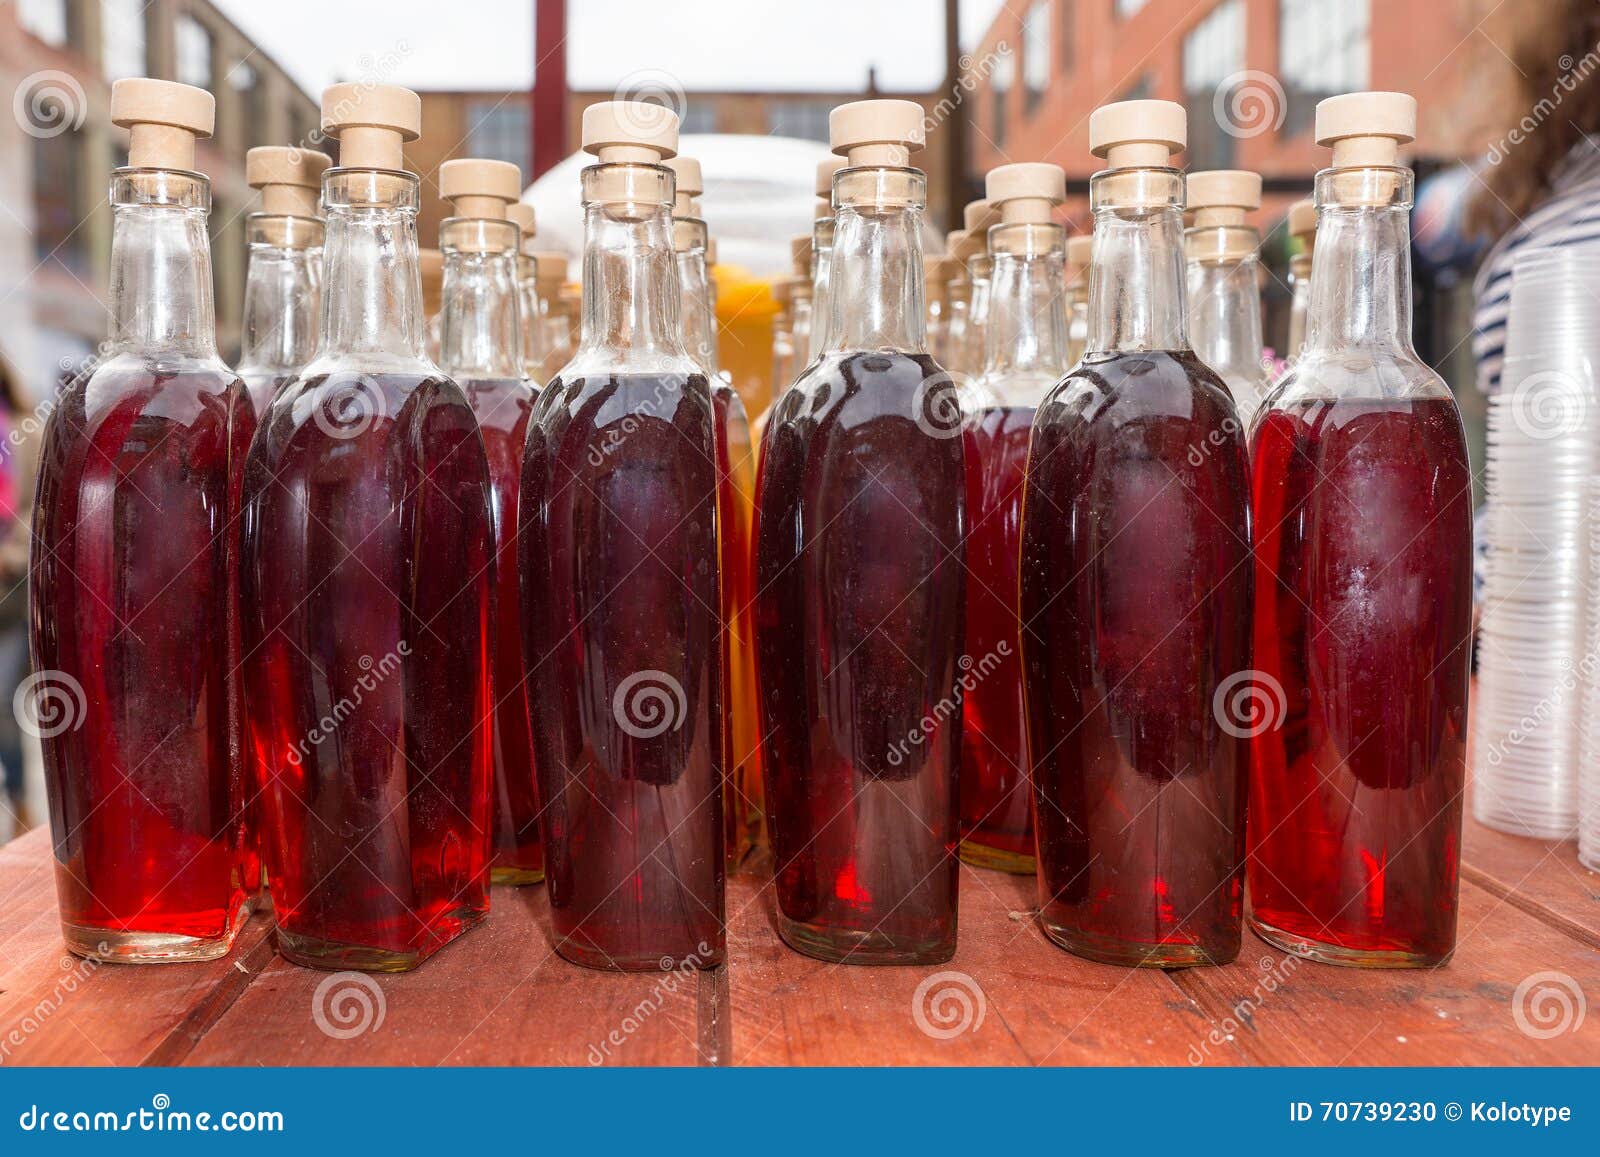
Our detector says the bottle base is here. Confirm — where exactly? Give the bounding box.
[1249,915,1452,969]
[1039,917,1237,969]
[276,906,488,974]
[62,907,248,964]
[776,913,956,966]
[490,866,545,886]
[957,838,1035,875]
[552,937,725,973]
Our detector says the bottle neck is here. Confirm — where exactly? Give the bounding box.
[1086,168,1187,355]
[238,214,323,375]
[439,218,523,381]
[578,163,690,366]
[674,220,718,373]
[810,216,835,360]
[983,222,1069,379]
[107,170,219,358]
[823,167,927,355]
[1305,167,1415,355]
[319,169,430,365]
[1185,240,1263,386]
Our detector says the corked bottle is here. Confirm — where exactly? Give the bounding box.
[959,163,1069,876]
[1019,100,1251,968]
[768,276,795,402]
[755,99,965,965]
[942,229,975,376]
[237,146,330,416]
[520,101,725,970]
[961,198,1001,380]
[1284,197,1316,361]
[420,246,444,363]
[1185,169,1270,428]
[438,158,542,888]
[786,235,815,375]
[505,201,548,384]
[533,252,571,382]
[1064,233,1092,365]
[668,153,762,868]
[1249,93,1470,968]
[241,84,495,971]
[809,156,845,359]
[33,79,254,962]
[924,255,953,366]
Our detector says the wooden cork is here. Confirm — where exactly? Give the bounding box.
[816,156,846,196]
[420,247,443,312]
[705,238,718,266]
[791,235,813,278]
[829,99,925,167]
[505,201,537,254]
[1316,91,1415,204]
[533,251,568,291]
[320,83,421,170]
[964,198,1001,234]
[1288,197,1316,242]
[247,146,330,219]
[440,157,522,220]
[987,163,1065,225]
[666,155,703,217]
[111,78,214,171]
[582,101,679,203]
[1090,99,1185,209]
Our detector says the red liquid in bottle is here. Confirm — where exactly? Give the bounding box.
[241,372,297,421]
[32,365,255,959]
[756,351,966,964]
[460,377,542,885]
[520,372,726,970]
[241,371,495,970]
[1020,350,1251,967]
[1248,397,1471,965]
[959,404,1033,872]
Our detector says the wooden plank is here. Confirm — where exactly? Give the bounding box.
[0,828,276,1067]
[183,883,705,1067]
[1174,878,1600,1066]
[1461,802,1600,947]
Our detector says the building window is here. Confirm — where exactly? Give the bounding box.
[1022,1,1051,114]
[101,0,147,80]
[1183,0,1246,169]
[1280,0,1370,135]
[467,99,531,179]
[768,100,832,143]
[33,132,86,274]
[228,60,262,158]
[17,0,69,47]
[1119,73,1153,102]
[680,104,717,134]
[1115,0,1148,18]
[176,14,213,90]
[989,49,1013,148]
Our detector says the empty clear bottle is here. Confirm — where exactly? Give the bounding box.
[1185,169,1270,429]
[1285,197,1316,362]
[506,202,547,386]
[809,157,843,361]
[1065,234,1091,365]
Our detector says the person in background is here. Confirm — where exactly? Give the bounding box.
[0,356,31,842]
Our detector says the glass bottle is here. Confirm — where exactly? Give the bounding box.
[959,163,1069,876]
[809,157,843,360]
[669,155,762,868]
[421,247,444,364]
[1019,100,1251,968]
[241,84,495,971]
[543,287,579,383]
[942,231,974,377]
[236,146,329,416]
[32,79,253,962]
[1285,197,1316,361]
[769,277,795,402]
[787,236,815,375]
[1248,93,1470,968]
[961,199,1000,379]
[520,102,724,971]
[925,255,951,366]
[1185,169,1270,430]
[755,100,965,965]
[506,202,547,386]
[437,158,541,888]
[1065,234,1091,365]
[533,252,570,384]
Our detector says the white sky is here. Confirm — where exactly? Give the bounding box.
[214,0,1010,96]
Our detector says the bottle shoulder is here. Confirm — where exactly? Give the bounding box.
[1041,350,1241,428]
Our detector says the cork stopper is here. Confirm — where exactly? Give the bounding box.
[505,202,537,254]
[829,99,925,167]
[791,235,813,278]
[440,158,522,221]
[986,163,1066,225]
[111,78,214,171]
[533,251,568,291]
[583,100,679,164]
[320,83,421,171]
[1089,100,1185,169]
[951,228,985,263]
[1185,170,1261,228]
[816,156,846,196]
[773,277,794,307]
[1316,92,1416,169]
[1288,198,1316,242]
[666,155,703,217]
[964,199,1001,234]
[420,247,443,313]
[247,146,330,219]
[1066,234,1092,289]
[815,196,833,222]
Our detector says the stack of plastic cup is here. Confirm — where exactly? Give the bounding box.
[1473,244,1600,840]
[1580,478,1600,868]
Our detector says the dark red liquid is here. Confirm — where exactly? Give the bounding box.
[713,382,762,867]
[241,371,495,971]
[1019,350,1251,967]
[520,372,725,971]
[461,377,542,885]
[959,404,1033,872]
[755,352,966,964]
[1248,395,1471,965]
[31,364,255,959]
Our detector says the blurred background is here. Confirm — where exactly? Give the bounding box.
[0,0,1578,841]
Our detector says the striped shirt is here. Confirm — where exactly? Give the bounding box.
[1473,136,1600,395]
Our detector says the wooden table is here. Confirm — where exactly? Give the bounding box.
[1,813,1595,1067]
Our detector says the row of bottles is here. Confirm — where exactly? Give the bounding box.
[30,74,1469,978]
